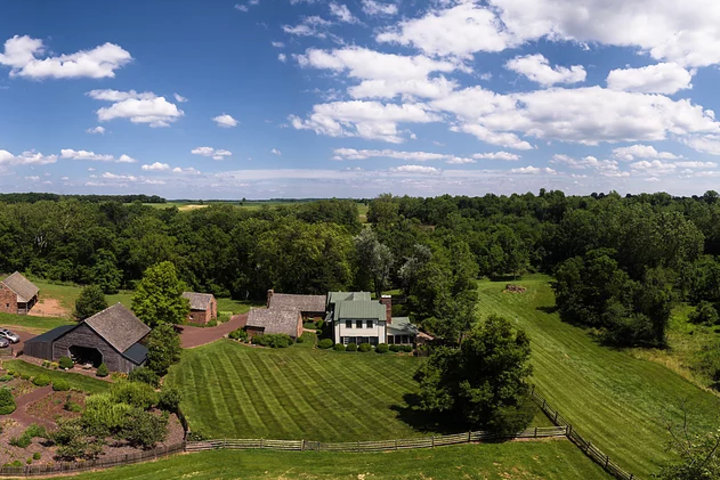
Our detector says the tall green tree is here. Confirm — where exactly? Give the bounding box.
[131,261,190,327]
[354,229,394,299]
[416,315,535,434]
[145,324,183,376]
[73,285,108,320]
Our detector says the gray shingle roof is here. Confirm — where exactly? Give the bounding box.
[1,272,39,303]
[182,292,214,311]
[387,317,419,336]
[246,309,301,336]
[269,293,326,313]
[122,342,148,365]
[84,303,151,353]
[333,300,386,322]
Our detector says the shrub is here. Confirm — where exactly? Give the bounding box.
[20,373,31,381]
[358,343,372,352]
[122,411,168,449]
[32,374,51,387]
[10,435,31,448]
[375,343,389,353]
[346,342,358,352]
[26,458,32,465]
[316,319,325,330]
[109,381,159,410]
[3,460,22,467]
[0,374,12,382]
[389,344,401,352]
[333,343,346,351]
[158,386,182,413]
[59,356,74,370]
[82,395,136,436]
[42,360,50,368]
[251,333,293,348]
[146,324,183,376]
[303,322,315,330]
[187,429,208,441]
[128,367,160,388]
[25,424,47,439]
[402,345,414,353]
[206,319,218,327]
[317,338,334,349]
[32,452,40,461]
[64,398,82,413]
[94,363,109,377]
[296,335,305,344]
[689,301,720,325]
[0,389,13,414]
[52,379,70,392]
[228,328,249,342]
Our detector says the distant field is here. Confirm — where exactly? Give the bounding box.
[478,275,720,478]
[64,441,613,480]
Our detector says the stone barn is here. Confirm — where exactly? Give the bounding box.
[0,272,39,315]
[182,292,217,325]
[24,303,150,374]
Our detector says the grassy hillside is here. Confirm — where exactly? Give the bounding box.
[64,440,613,480]
[478,275,720,478]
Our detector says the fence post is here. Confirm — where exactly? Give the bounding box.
[467,431,471,443]
[261,438,265,448]
[432,436,435,448]
[534,427,537,438]
[357,440,360,453]
[542,398,546,409]
[395,439,398,450]
[554,411,559,423]
[604,455,609,469]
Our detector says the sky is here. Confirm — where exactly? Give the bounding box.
[2,0,720,199]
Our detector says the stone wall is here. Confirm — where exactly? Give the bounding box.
[0,284,17,314]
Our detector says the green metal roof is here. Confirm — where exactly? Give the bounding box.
[334,300,386,322]
[327,291,371,307]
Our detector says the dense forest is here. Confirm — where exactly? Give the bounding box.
[2,191,720,348]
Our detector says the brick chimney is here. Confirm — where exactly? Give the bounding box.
[267,289,274,309]
[380,295,392,324]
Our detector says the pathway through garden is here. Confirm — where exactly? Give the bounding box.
[10,385,55,430]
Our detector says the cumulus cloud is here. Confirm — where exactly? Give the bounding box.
[87,89,184,127]
[0,150,57,165]
[60,149,137,163]
[510,166,556,174]
[172,167,201,175]
[390,165,440,174]
[550,154,626,176]
[333,147,475,164]
[329,3,358,23]
[473,151,521,161]
[0,35,131,79]
[278,53,287,63]
[174,93,188,103]
[505,54,586,86]
[607,63,693,94]
[361,0,398,16]
[612,144,680,161]
[141,162,171,171]
[86,126,106,135]
[212,114,238,128]
[191,147,233,160]
[271,41,285,48]
[283,16,333,38]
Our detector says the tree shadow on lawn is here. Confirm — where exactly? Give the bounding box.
[391,393,467,435]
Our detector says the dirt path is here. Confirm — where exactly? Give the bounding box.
[29,298,68,318]
[10,386,55,430]
[178,312,251,349]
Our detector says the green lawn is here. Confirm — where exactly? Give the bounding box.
[0,311,73,333]
[216,298,263,315]
[3,359,110,394]
[478,275,720,478]
[64,440,612,480]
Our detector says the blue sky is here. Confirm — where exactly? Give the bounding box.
[2,0,720,199]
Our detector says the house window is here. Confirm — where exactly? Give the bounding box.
[345,320,352,328]
[356,320,363,329]
[388,335,394,344]
[366,320,373,328]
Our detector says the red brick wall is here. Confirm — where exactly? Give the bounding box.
[210,297,217,320]
[0,285,17,314]
[187,309,211,325]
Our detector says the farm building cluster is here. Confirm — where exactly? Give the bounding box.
[0,272,39,315]
[244,289,424,345]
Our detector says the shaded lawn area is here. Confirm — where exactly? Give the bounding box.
[166,340,553,442]
[4,359,110,394]
[0,311,73,333]
[64,440,613,480]
[478,274,720,478]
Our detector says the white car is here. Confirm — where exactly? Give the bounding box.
[0,337,9,349]
[0,329,20,343]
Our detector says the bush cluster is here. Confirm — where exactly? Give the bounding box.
[0,374,12,382]
[228,328,249,342]
[345,342,357,352]
[358,343,372,353]
[375,343,389,353]
[317,338,334,349]
[389,344,414,353]
[251,333,293,348]
[95,363,109,377]
[32,374,51,387]
[52,379,71,392]
[10,424,47,449]
[128,367,160,388]
[333,343,346,351]
[58,357,74,370]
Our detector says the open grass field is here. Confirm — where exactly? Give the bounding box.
[3,359,110,394]
[0,311,72,332]
[64,440,612,480]
[478,274,720,478]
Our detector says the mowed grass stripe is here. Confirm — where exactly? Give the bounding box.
[478,276,720,478]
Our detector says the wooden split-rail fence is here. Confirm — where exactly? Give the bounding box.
[185,426,567,453]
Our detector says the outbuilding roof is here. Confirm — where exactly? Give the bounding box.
[24,325,75,345]
[387,317,419,336]
[327,291,370,307]
[268,293,326,313]
[246,309,301,336]
[1,272,39,303]
[333,300,386,322]
[122,342,149,365]
[182,292,214,311]
[84,303,151,353]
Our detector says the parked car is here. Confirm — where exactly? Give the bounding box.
[0,337,9,349]
[0,329,20,343]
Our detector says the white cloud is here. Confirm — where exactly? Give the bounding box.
[271,148,282,155]
[333,148,475,164]
[390,165,440,174]
[550,154,625,176]
[683,135,720,155]
[290,100,440,143]
[86,126,106,135]
[24,176,40,181]
[271,41,285,48]
[630,159,678,175]
[278,53,287,63]
[361,0,398,16]
[234,4,249,11]
[607,63,693,94]
[452,124,534,150]
[212,114,238,128]
[505,54,586,86]
[675,161,718,168]
[60,149,137,163]
[0,35,131,79]
[172,167,201,175]
[141,162,171,171]
[283,16,333,38]
[102,172,137,181]
[174,93,188,103]
[329,3,358,23]
[612,144,680,161]
[88,90,184,127]
[191,147,233,160]
[0,150,57,166]
[473,151,521,161]
[510,166,556,174]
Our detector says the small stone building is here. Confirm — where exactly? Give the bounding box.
[0,272,39,315]
[182,292,217,325]
[24,303,150,374]
[245,309,303,338]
